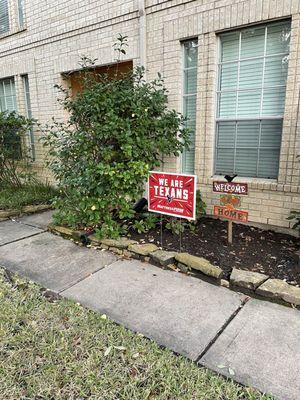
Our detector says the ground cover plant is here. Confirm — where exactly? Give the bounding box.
[42,36,190,238]
[0,184,57,211]
[0,268,274,400]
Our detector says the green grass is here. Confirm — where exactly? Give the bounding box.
[0,184,58,210]
[0,269,274,400]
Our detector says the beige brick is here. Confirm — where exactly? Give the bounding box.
[0,0,298,233]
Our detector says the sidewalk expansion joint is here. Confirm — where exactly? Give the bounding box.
[195,297,250,364]
[0,231,45,247]
[59,263,114,295]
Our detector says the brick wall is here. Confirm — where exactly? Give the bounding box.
[145,0,300,232]
[0,0,299,232]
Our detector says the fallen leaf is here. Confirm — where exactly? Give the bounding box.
[228,367,235,376]
[104,346,112,356]
[114,346,126,351]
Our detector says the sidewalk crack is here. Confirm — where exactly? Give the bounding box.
[195,297,249,363]
[0,231,45,247]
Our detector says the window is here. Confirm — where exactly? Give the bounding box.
[68,61,133,96]
[0,0,9,35]
[22,74,35,160]
[0,77,17,112]
[182,40,198,174]
[215,21,291,179]
[0,77,22,158]
[18,0,24,28]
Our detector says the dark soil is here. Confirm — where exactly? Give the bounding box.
[129,217,300,286]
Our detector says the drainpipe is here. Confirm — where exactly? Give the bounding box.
[138,0,147,77]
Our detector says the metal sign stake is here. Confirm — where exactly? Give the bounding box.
[160,214,163,249]
[179,218,182,252]
[228,220,233,244]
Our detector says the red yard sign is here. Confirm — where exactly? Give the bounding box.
[148,171,197,220]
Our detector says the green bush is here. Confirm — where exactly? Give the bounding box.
[0,111,34,187]
[42,36,190,236]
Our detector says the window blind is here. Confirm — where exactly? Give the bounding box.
[0,77,17,112]
[182,40,198,174]
[216,21,291,179]
[22,74,35,160]
[18,0,24,28]
[0,0,9,34]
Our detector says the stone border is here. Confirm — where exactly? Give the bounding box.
[48,225,300,308]
[0,204,52,221]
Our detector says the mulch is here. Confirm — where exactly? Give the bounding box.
[129,217,300,286]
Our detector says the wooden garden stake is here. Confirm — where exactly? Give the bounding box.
[228,220,233,244]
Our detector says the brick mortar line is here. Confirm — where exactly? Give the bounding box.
[0,11,139,58]
[195,297,249,363]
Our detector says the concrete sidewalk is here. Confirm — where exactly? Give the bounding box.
[0,211,299,400]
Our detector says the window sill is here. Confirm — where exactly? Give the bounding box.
[0,27,27,40]
[198,175,297,193]
[212,175,277,185]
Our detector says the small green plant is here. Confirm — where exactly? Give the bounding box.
[165,190,206,235]
[165,219,185,235]
[287,211,300,231]
[132,213,159,233]
[196,189,206,218]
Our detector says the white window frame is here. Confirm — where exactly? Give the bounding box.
[181,39,198,174]
[0,76,17,111]
[215,21,290,179]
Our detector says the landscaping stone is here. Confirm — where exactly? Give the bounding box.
[22,204,52,214]
[256,279,300,306]
[0,205,52,219]
[177,262,189,273]
[123,250,133,258]
[220,279,230,288]
[101,238,137,249]
[175,253,222,279]
[89,235,101,246]
[150,250,177,266]
[128,243,159,256]
[0,209,19,218]
[230,268,268,290]
[48,224,74,238]
[109,247,123,255]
